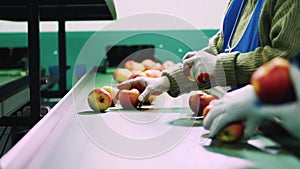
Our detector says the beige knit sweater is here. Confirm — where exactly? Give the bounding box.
[162,0,300,97]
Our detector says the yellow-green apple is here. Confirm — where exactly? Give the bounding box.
[87,88,112,112]
[251,57,295,104]
[142,59,156,70]
[119,88,140,109]
[188,93,218,116]
[144,69,162,78]
[113,68,132,83]
[163,60,175,70]
[102,85,119,106]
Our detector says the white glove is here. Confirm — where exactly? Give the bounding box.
[182,51,217,87]
[203,85,262,139]
[117,76,170,103]
[182,51,198,60]
[257,65,300,139]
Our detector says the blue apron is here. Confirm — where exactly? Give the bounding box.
[222,0,265,53]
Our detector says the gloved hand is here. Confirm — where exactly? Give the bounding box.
[117,76,170,103]
[182,51,198,60]
[203,84,262,139]
[257,65,300,139]
[182,51,218,88]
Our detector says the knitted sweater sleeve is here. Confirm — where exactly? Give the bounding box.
[161,63,199,97]
[215,0,300,87]
[160,1,231,97]
[162,0,300,97]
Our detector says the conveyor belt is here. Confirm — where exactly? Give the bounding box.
[1,68,300,169]
[0,71,29,117]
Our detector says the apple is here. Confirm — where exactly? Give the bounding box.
[132,63,145,71]
[130,81,146,93]
[119,88,140,109]
[202,104,211,118]
[251,57,295,104]
[142,59,156,70]
[188,93,204,115]
[196,73,214,85]
[124,60,135,69]
[163,60,175,70]
[152,63,163,71]
[113,68,132,83]
[102,85,119,106]
[188,93,218,116]
[144,69,162,78]
[130,71,146,79]
[143,95,157,105]
[202,105,245,143]
[216,122,245,143]
[183,66,214,84]
[124,60,145,71]
[87,88,112,112]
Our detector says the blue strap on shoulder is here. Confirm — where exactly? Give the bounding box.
[222,0,265,53]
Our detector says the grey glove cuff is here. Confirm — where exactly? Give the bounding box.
[214,52,240,87]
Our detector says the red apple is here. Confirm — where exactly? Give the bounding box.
[202,104,212,118]
[102,85,119,106]
[133,63,146,71]
[119,88,140,109]
[216,122,245,143]
[124,60,145,71]
[123,60,135,69]
[251,57,295,104]
[152,63,163,71]
[113,68,132,83]
[130,81,146,93]
[142,59,156,70]
[196,73,214,85]
[87,88,112,112]
[163,60,175,70]
[188,93,204,115]
[202,105,245,143]
[188,93,218,116]
[143,95,157,105]
[144,69,162,78]
[130,71,146,79]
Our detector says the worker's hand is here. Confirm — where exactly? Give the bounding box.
[182,51,217,88]
[257,65,300,139]
[182,51,198,60]
[117,76,170,103]
[203,85,262,139]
